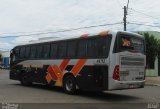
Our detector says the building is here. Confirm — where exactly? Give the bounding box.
[0,50,10,66]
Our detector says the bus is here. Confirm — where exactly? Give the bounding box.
[10,30,146,94]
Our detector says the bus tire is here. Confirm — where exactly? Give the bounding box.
[20,73,32,86]
[63,75,76,94]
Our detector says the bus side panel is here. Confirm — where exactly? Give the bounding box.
[34,65,49,84]
[10,64,48,84]
[10,65,23,80]
[75,65,109,91]
[108,53,121,90]
[10,60,109,91]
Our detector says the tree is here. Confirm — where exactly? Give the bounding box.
[138,32,158,69]
[157,39,160,59]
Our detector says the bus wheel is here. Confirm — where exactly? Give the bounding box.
[63,75,76,94]
[20,73,32,86]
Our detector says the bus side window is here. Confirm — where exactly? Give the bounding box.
[96,36,112,58]
[77,39,87,58]
[50,43,58,58]
[30,45,36,59]
[10,49,15,62]
[20,46,25,59]
[36,45,43,58]
[15,48,20,60]
[43,44,50,59]
[67,41,77,58]
[25,46,30,58]
[58,42,67,58]
[87,38,97,58]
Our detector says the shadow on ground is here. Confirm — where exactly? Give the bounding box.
[13,83,140,102]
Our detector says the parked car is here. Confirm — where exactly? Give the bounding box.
[0,65,5,69]
[0,64,10,69]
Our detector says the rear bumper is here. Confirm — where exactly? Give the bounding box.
[108,79,145,90]
[115,80,145,84]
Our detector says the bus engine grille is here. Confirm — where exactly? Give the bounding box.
[120,57,144,66]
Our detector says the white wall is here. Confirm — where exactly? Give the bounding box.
[0,51,10,65]
[146,57,158,77]
[0,51,10,57]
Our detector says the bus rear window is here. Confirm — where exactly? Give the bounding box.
[120,35,145,54]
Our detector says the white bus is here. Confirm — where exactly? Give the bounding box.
[10,30,146,94]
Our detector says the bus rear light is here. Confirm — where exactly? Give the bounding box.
[113,65,120,81]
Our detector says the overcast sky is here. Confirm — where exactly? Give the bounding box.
[0,0,160,50]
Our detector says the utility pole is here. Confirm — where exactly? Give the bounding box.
[123,0,129,31]
[123,6,127,31]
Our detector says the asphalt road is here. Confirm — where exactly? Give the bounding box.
[0,70,160,109]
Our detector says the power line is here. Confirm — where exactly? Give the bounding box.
[129,8,160,21]
[0,22,122,38]
[0,48,10,51]
[128,21,150,24]
[0,29,54,36]
[129,21,160,26]
[126,0,129,12]
[128,13,157,20]
[128,22,160,28]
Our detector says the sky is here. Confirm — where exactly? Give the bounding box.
[0,0,160,50]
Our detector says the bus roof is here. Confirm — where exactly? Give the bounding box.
[14,30,143,48]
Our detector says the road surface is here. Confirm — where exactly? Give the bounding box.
[0,70,159,109]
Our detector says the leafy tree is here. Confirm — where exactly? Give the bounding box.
[157,39,160,59]
[138,32,158,69]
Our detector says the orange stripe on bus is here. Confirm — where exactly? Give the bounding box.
[46,73,52,83]
[59,59,70,71]
[52,65,63,82]
[71,59,87,76]
[48,65,58,80]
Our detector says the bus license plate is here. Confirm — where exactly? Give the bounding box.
[129,84,139,88]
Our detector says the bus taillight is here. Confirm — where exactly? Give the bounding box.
[113,65,120,81]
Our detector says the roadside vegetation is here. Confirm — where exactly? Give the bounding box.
[138,32,160,69]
